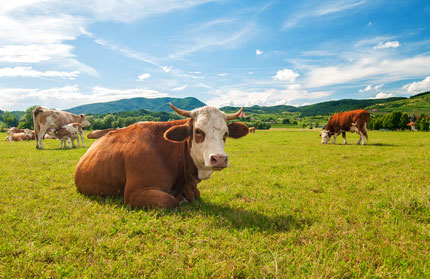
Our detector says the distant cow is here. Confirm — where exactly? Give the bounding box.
[321,109,370,145]
[87,128,119,139]
[249,127,255,133]
[32,106,90,149]
[54,123,84,149]
[74,103,249,208]
[5,129,35,141]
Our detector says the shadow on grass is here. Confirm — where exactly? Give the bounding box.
[82,193,311,232]
[365,143,398,147]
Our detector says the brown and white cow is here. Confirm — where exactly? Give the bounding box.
[87,128,119,139]
[5,128,35,141]
[32,106,90,149]
[54,123,84,149]
[321,109,370,145]
[248,127,255,133]
[74,103,249,209]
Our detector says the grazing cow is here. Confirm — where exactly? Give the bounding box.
[32,106,90,149]
[249,127,256,133]
[54,123,84,149]
[321,109,370,145]
[74,103,249,208]
[87,128,119,139]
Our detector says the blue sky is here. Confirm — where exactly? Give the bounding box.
[1,0,429,111]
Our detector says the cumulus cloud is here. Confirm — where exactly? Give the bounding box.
[273,69,299,82]
[0,67,80,79]
[256,49,263,55]
[373,41,400,49]
[402,76,430,94]
[207,85,332,107]
[137,73,151,81]
[359,84,384,92]
[370,92,395,99]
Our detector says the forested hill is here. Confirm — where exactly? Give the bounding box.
[220,97,406,116]
[298,97,405,116]
[66,97,206,114]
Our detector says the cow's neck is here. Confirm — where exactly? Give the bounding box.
[178,138,201,201]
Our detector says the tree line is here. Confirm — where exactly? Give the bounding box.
[368,111,429,131]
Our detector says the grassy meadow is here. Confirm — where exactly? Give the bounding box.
[0,129,429,278]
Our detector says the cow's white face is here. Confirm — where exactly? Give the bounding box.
[321,130,331,144]
[80,115,91,127]
[189,107,229,179]
[164,105,249,180]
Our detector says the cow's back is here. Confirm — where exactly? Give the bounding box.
[327,109,369,131]
[74,121,188,196]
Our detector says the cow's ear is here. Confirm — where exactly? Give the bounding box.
[228,122,249,138]
[164,123,192,143]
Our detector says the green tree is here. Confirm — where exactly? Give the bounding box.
[92,119,105,130]
[1,111,15,128]
[399,112,409,130]
[17,105,36,129]
[383,111,402,130]
[103,114,115,129]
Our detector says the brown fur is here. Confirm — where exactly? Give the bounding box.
[74,119,248,208]
[324,109,370,141]
[87,128,119,139]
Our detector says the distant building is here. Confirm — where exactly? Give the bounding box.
[407,122,416,131]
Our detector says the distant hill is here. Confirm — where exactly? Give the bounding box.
[298,97,406,116]
[367,91,430,115]
[221,105,299,114]
[66,97,206,114]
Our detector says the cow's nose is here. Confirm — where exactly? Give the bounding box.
[210,154,228,169]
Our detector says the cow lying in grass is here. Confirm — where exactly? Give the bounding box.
[87,128,119,139]
[74,103,249,208]
[5,128,35,141]
[54,123,84,149]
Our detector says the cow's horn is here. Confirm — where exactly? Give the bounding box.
[226,107,243,121]
[169,102,191,118]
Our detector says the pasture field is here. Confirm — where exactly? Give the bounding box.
[0,130,429,278]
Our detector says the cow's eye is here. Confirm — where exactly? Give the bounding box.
[195,129,203,135]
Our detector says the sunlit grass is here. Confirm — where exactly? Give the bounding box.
[1,130,429,278]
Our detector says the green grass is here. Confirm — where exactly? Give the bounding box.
[1,130,429,278]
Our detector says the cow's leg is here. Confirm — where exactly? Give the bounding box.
[68,138,72,149]
[36,128,48,149]
[124,187,179,209]
[80,133,85,147]
[332,133,338,144]
[342,131,347,144]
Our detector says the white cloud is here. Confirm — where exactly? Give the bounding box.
[162,66,173,73]
[217,73,228,77]
[256,49,263,55]
[0,85,169,111]
[0,66,80,79]
[370,92,395,99]
[273,69,299,82]
[137,73,151,81]
[359,84,384,92]
[306,55,430,87]
[402,76,430,93]
[207,85,332,107]
[172,85,188,91]
[373,41,400,49]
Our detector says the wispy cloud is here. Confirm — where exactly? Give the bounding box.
[283,0,367,30]
[0,66,79,79]
[359,84,384,92]
[137,73,151,81]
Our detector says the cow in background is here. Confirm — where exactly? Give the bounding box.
[249,127,255,133]
[74,103,249,208]
[87,128,119,139]
[54,123,83,149]
[321,109,370,145]
[54,123,84,149]
[32,106,90,149]
[5,128,35,141]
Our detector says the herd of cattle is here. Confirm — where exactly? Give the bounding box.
[3,104,370,208]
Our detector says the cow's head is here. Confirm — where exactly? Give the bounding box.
[80,114,91,127]
[164,103,248,180]
[320,130,333,144]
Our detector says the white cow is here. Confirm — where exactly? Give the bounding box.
[32,106,90,149]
